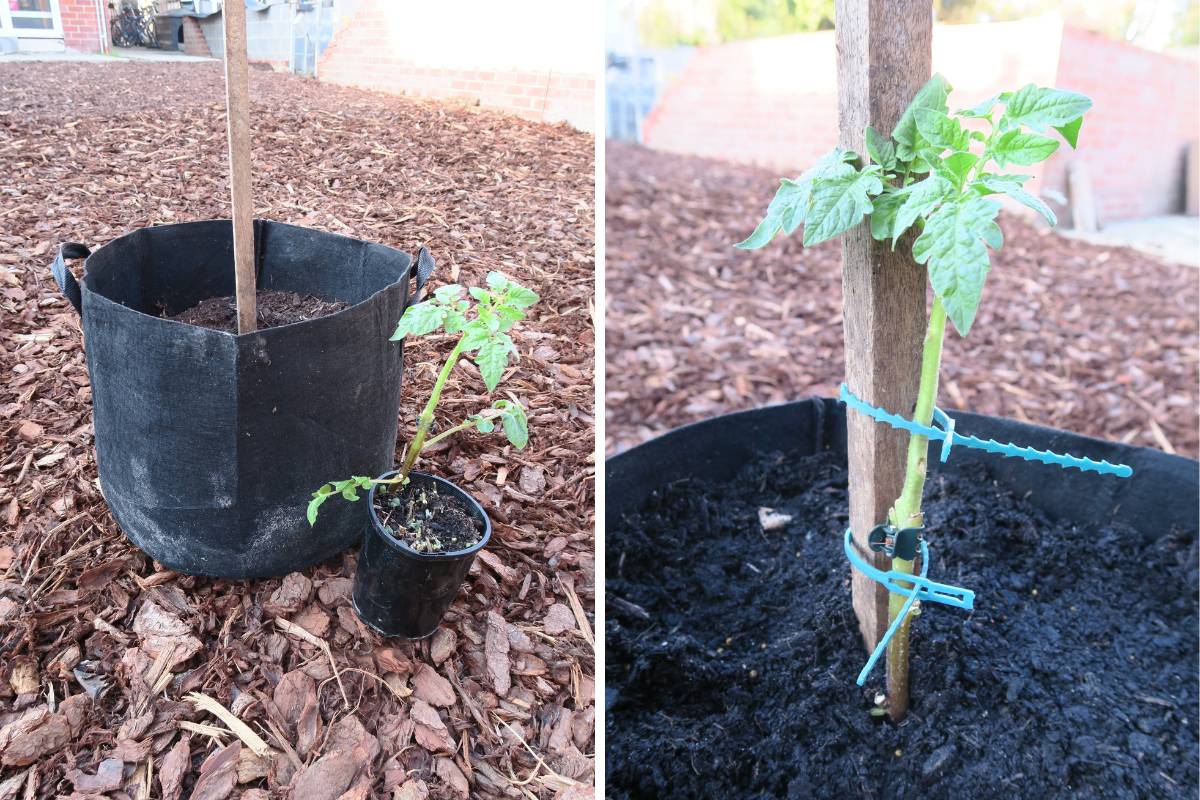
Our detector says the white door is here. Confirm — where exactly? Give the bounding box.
[0,0,64,40]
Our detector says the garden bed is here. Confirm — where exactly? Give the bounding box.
[0,62,594,799]
[605,141,1199,458]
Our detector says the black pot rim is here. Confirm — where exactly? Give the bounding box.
[366,469,492,559]
[83,218,412,339]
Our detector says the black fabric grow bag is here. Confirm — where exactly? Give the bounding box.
[606,399,1199,799]
[51,219,433,578]
[606,398,1198,536]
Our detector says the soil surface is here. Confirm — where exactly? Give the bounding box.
[168,290,348,332]
[2,62,594,798]
[376,483,484,553]
[607,450,1198,799]
[605,141,1199,458]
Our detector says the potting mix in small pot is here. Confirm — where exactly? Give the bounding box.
[308,271,538,638]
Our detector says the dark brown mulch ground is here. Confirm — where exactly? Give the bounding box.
[0,62,594,799]
[605,141,1199,458]
[169,291,348,332]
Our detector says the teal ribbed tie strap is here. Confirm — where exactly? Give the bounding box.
[839,383,1133,477]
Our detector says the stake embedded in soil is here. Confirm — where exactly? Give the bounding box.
[222,0,256,334]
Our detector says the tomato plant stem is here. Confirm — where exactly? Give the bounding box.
[398,337,466,483]
[884,295,947,721]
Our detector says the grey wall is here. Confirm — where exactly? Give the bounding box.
[196,1,293,63]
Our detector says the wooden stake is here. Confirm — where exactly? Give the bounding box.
[835,0,932,651]
[223,0,256,334]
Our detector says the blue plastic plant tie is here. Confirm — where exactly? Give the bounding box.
[839,383,1133,478]
[843,529,974,685]
[932,407,955,463]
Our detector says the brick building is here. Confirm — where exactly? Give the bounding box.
[640,14,1199,224]
[0,0,109,53]
[16,0,595,134]
[316,0,595,131]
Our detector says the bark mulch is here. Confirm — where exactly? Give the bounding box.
[605,141,1198,459]
[0,62,594,800]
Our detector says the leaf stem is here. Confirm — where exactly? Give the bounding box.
[884,296,947,721]
[422,408,504,450]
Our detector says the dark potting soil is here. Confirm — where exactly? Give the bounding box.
[167,290,348,332]
[374,483,483,553]
[606,450,1199,800]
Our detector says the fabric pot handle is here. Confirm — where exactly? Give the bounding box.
[50,242,92,319]
[410,246,435,308]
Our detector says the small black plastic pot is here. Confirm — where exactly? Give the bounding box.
[352,470,491,639]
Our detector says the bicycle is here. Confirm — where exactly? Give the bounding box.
[110,5,159,48]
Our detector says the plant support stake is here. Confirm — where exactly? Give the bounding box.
[223,0,256,333]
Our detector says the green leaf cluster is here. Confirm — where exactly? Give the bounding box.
[391,271,539,392]
[737,76,1091,336]
[470,398,529,449]
[307,273,540,526]
[307,475,375,526]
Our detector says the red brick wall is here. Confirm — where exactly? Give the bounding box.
[61,0,106,53]
[1049,26,1200,221]
[316,0,594,131]
[642,16,1199,223]
[643,19,1060,171]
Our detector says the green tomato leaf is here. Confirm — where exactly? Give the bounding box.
[956,93,1001,119]
[433,284,463,303]
[735,179,804,249]
[1055,116,1083,149]
[977,174,1057,227]
[476,333,514,392]
[864,126,895,170]
[914,108,967,151]
[802,163,884,246]
[496,305,525,323]
[307,494,326,525]
[459,319,491,351]
[893,174,955,247]
[486,271,509,291]
[506,283,539,308]
[499,401,529,449]
[335,477,366,502]
[735,148,855,249]
[939,151,979,187]
[991,129,1059,167]
[474,415,495,433]
[892,74,952,160]
[442,309,466,334]
[869,187,908,243]
[468,286,489,302]
[911,196,1003,336]
[1002,84,1092,132]
[390,301,444,341]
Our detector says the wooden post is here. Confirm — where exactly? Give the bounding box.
[223,0,256,334]
[835,0,932,651]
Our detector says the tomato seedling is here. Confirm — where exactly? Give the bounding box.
[307,272,538,525]
[738,75,1091,719]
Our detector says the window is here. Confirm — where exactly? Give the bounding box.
[1,0,62,37]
